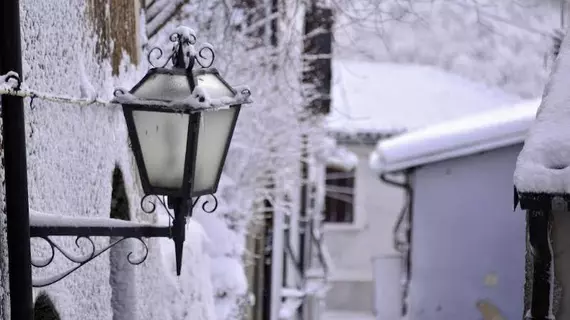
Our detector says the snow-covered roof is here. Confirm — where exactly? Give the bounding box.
[514,30,570,194]
[370,99,540,174]
[328,60,521,134]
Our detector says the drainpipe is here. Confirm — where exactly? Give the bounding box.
[380,171,413,317]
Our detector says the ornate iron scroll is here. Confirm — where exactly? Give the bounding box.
[147,27,215,70]
[31,236,148,288]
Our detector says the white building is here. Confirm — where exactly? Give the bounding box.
[323,59,520,315]
[369,99,539,319]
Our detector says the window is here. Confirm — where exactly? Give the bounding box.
[324,166,355,223]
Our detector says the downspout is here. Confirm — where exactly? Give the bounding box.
[380,170,414,317]
[517,191,557,319]
[526,209,554,319]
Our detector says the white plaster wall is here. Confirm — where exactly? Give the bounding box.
[0,1,216,319]
[324,144,404,311]
[408,145,525,320]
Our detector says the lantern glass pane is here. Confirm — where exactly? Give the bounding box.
[133,110,189,189]
[193,107,237,194]
[132,73,192,101]
[195,73,234,99]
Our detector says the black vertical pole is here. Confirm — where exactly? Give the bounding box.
[0,0,34,319]
[169,197,187,276]
[297,134,308,319]
[262,1,279,319]
[262,194,274,320]
[527,210,553,319]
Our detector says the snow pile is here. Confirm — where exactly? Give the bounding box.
[192,175,249,320]
[329,60,520,133]
[157,218,217,320]
[371,99,539,173]
[515,27,570,193]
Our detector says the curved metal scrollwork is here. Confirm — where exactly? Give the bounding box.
[141,194,173,219]
[3,71,21,91]
[191,194,219,213]
[31,236,148,288]
[113,88,127,98]
[147,47,172,69]
[147,26,216,71]
[196,45,215,68]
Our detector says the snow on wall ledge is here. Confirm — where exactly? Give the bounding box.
[371,99,538,174]
[514,26,570,193]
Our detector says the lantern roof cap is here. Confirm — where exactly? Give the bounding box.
[112,67,252,111]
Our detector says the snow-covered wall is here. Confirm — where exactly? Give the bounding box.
[0,1,216,319]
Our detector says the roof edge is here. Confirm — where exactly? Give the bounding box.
[369,99,540,173]
[372,132,527,173]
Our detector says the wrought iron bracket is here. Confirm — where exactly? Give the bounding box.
[30,234,155,288]
[29,218,170,288]
[28,193,220,287]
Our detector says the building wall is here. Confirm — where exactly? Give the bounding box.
[408,144,526,320]
[0,1,216,319]
[324,144,404,312]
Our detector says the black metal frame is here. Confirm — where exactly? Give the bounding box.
[119,62,242,199]
[122,99,200,198]
[115,28,245,276]
[192,68,242,197]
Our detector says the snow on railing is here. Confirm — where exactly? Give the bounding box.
[0,71,252,110]
[0,71,111,106]
[29,209,160,228]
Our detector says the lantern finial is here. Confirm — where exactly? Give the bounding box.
[146,26,216,72]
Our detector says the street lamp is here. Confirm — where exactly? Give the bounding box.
[113,26,251,275]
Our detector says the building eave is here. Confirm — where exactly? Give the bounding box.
[370,99,539,174]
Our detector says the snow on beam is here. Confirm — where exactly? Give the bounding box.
[29,210,169,237]
[29,210,159,228]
